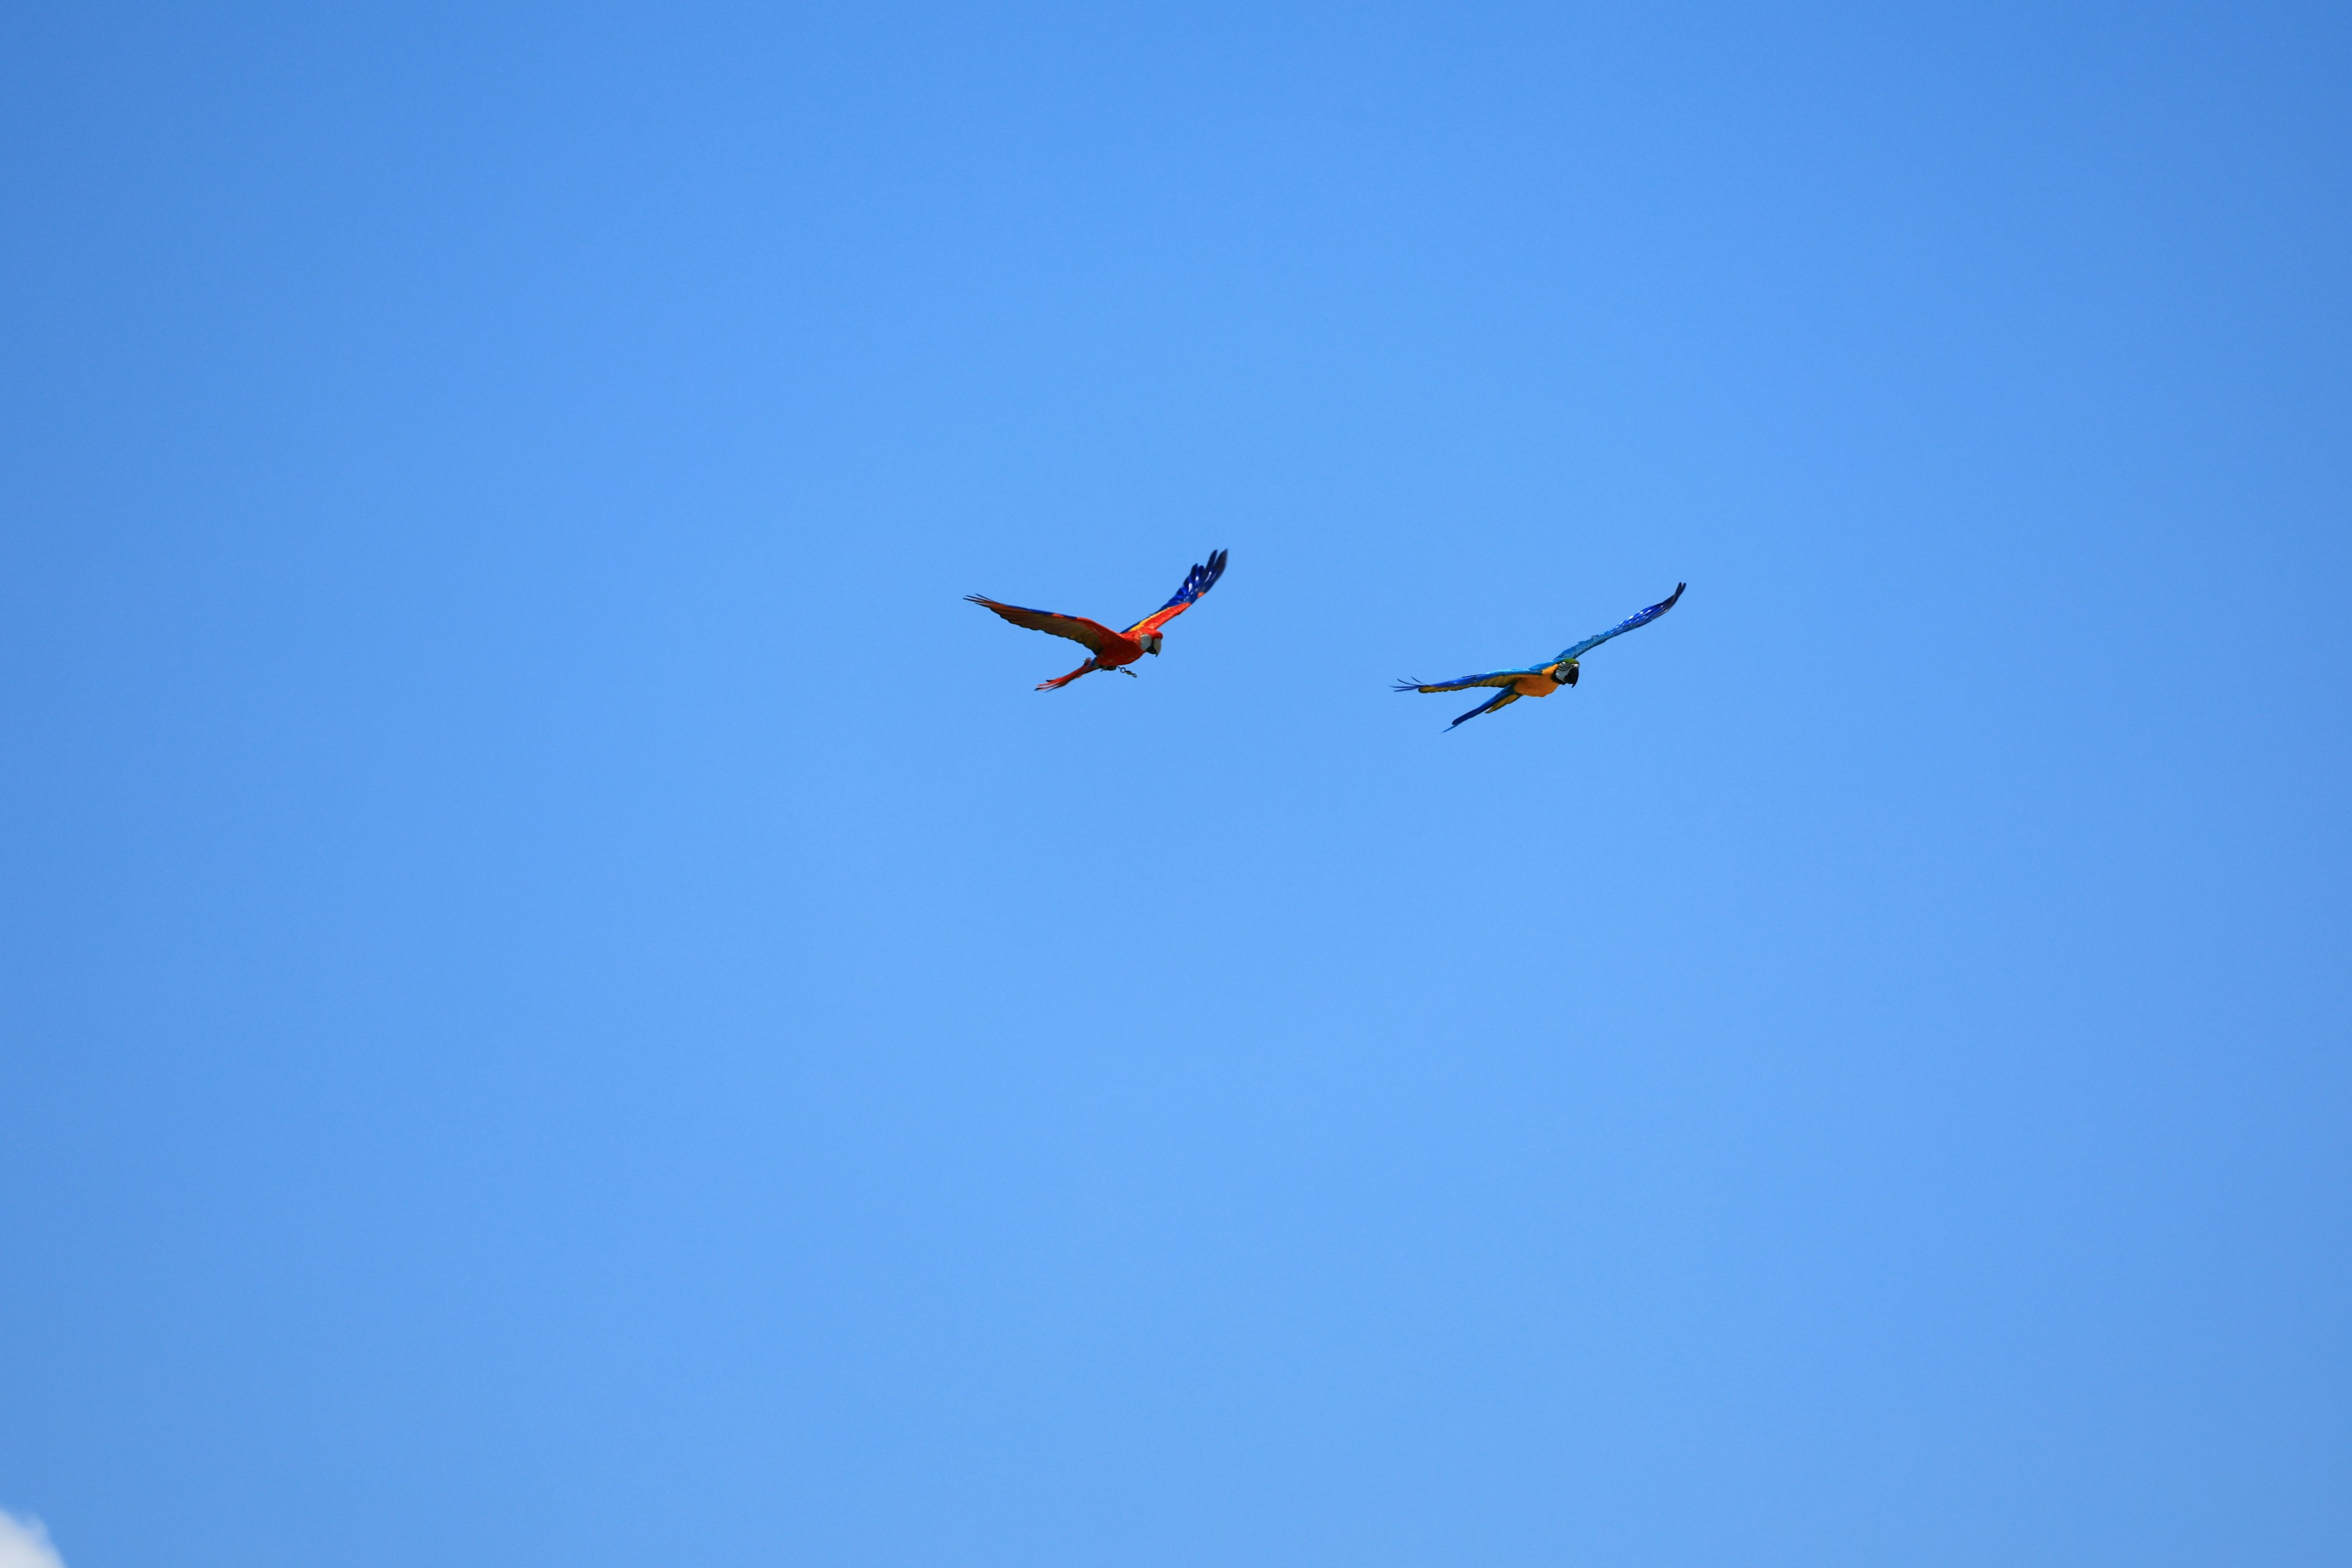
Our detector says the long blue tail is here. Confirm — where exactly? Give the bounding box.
[1448,689,1516,729]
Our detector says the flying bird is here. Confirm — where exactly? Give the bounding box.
[1395,582,1685,729]
[967,549,1229,690]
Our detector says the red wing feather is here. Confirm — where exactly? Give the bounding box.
[965,596,1127,655]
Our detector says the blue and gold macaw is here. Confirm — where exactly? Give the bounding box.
[1395,583,1685,729]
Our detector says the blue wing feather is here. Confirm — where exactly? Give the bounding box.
[1160,548,1227,612]
[1126,548,1228,633]
[1393,668,1540,694]
[1549,582,1685,665]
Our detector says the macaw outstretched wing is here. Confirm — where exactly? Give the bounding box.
[1548,582,1686,666]
[1125,549,1229,637]
[965,596,1125,654]
[1390,671,1537,728]
[1391,668,1539,694]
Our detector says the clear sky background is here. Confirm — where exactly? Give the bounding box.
[3,2,2348,1564]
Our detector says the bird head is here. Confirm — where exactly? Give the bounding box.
[1552,661,1580,687]
[1142,631,1165,655]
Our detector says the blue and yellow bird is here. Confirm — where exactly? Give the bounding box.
[1395,582,1686,729]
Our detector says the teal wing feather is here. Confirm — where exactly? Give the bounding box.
[1549,582,1685,665]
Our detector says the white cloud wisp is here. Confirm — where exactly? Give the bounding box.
[0,1512,62,1568]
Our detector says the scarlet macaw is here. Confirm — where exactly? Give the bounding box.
[1396,582,1685,729]
[967,549,1229,690]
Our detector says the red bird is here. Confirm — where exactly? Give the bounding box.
[967,549,1229,690]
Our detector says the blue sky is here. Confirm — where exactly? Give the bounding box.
[3,2,2348,1564]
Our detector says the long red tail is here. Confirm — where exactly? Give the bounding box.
[1036,659,1098,691]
